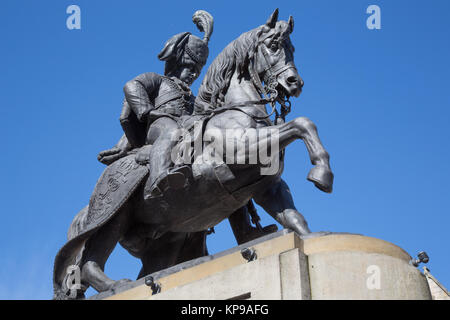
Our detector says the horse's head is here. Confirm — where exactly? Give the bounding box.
[195,9,304,113]
[253,9,303,99]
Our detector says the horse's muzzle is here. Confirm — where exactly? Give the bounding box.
[278,69,303,98]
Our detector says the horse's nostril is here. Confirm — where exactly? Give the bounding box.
[299,79,304,87]
[287,76,297,84]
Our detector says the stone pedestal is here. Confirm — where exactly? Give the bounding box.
[92,230,434,300]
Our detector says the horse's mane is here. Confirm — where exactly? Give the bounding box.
[195,26,264,114]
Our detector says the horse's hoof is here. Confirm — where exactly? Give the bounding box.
[262,224,278,234]
[237,224,278,244]
[307,165,333,193]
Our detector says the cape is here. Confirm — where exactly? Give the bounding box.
[53,154,149,299]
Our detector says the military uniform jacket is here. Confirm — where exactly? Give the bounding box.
[120,72,195,147]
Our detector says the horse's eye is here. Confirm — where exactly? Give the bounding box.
[270,42,278,51]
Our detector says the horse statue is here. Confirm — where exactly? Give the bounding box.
[53,9,333,299]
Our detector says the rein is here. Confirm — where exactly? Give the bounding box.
[200,77,291,123]
[202,98,277,120]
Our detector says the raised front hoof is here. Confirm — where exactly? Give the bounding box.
[307,165,334,193]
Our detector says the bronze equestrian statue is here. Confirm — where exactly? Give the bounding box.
[53,9,333,299]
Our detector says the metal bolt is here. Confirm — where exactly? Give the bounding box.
[241,247,257,262]
[144,275,161,295]
[411,251,429,267]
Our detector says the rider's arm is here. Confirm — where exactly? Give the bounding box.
[114,134,132,152]
[123,72,162,122]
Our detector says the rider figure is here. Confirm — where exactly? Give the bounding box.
[99,10,213,198]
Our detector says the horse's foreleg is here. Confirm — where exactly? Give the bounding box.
[269,117,334,193]
[253,179,311,236]
[80,206,132,293]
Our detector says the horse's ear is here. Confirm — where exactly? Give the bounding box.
[266,8,279,28]
[288,16,294,33]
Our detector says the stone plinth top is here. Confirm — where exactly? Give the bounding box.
[90,230,424,300]
[302,233,411,262]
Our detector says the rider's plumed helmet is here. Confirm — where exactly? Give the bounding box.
[158,10,214,75]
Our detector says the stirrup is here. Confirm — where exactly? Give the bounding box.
[146,165,192,200]
[145,174,169,199]
[166,165,191,190]
[147,184,164,199]
[153,165,191,194]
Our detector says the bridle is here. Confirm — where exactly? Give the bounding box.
[198,35,296,123]
[255,42,296,123]
[207,38,294,123]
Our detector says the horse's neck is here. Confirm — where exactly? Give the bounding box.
[224,72,262,106]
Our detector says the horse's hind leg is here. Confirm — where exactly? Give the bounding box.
[175,231,209,264]
[137,232,195,279]
[253,179,312,236]
[228,204,278,245]
[80,204,132,293]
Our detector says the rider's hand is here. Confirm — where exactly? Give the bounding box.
[135,145,152,165]
[97,147,127,165]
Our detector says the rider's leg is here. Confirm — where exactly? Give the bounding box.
[144,117,190,198]
[80,206,131,293]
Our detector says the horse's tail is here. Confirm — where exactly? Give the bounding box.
[52,206,91,300]
[53,283,68,300]
[53,272,86,300]
[67,205,89,241]
[53,282,84,300]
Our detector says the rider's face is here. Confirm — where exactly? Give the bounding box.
[178,61,201,86]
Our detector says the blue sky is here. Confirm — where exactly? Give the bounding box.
[0,0,449,299]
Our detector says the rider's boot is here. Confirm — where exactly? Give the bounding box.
[166,165,191,189]
[145,165,192,199]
